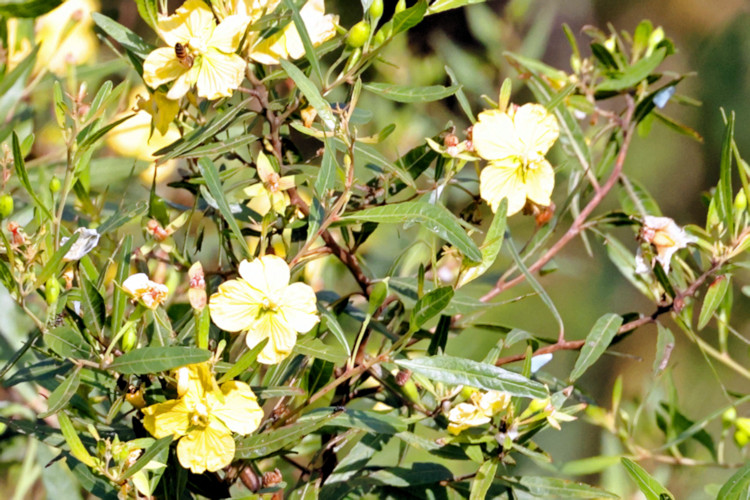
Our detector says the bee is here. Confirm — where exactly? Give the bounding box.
[174,42,194,69]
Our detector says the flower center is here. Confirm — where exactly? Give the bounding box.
[190,402,210,427]
[187,36,207,55]
[261,297,279,312]
[265,172,281,193]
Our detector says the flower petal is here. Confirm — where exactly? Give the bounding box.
[167,66,199,100]
[142,399,190,439]
[513,103,559,156]
[239,255,290,296]
[249,312,296,364]
[523,159,555,207]
[280,282,319,334]
[143,47,186,89]
[479,159,527,215]
[176,419,235,473]
[158,0,215,47]
[472,109,521,162]
[196,50,247,100]
[212,381,263,435]
[209,279,264,332]
[208,14,249,53]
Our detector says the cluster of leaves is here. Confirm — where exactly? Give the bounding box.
[1,0,750,498]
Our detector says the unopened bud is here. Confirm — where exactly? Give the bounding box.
[188,262,207,311]
[262,468,283,487]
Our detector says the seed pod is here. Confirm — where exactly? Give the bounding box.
[45,277,61,305]
[121,323,137,352]
[0,194,13,218]
[347,21,370,48]
[49,177,62,193]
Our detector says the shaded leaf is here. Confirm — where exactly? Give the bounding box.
[596,48,666,92]
[410,286,454,330]
[108,347,211,375]
[569,313,623,382]
[0,0,61,17]
[718,462,750,500]
[517,476,619,498]
[235,411,339,459]
[45,326,92,360]
[621,458,674,500]
[39,367,81,418]
[363,83,460,103]
[698,274,730,330]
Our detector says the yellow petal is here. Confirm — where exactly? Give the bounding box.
[158,0,215,47]
[523,160,555,207]
[239,255,290,296]
[512,103,559,156]
[211,381,263,435]
[278,175,297,191]
[249,312,296,364]
[142,399,190,439]
[280,282,319,334]
[208,14,249,53]
[209,278,264,332]
[196,50,247,100]
[479,159,527,215]
[176,419,235,473]
[472,109,521,162]
[143,47,187,89]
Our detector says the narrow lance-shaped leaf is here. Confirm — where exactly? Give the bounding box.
[108,347,212,375]
[715,111,735,235]
[0,0,62,17]
[280,58,335,130]
[12,132,53,220]
[596,47,666,92]
[217,338,269,384]
[34,231,80,288]
[410,286,454,331]
[621,458,674,500]
[39,367,81,418]
[339,201,481,262]
[470,459,498,500]
[569,313,623,382]
[698,274,730,330]
[235,411,340,459]
[91,12,155,59]
[718,462,750,500]
[58,412,96,468]
[428,0,486,15]
[120,436,173,480]
[363,83,460,103]
[517,476,619,499]
[395,355,548,399]
[110,235,133,335]
[458,199,507,287]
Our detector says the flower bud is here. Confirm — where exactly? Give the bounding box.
[45,277,61,305]
[347,21,370,48]
[49,176,62,193]
[372,29,386,46]
[369,0,383,19]
[188,262,207,311]
[735,190,747,212]
[121,323,137,352]
[0,194,13,218]
[395,0,406,13]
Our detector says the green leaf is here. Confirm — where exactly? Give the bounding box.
[108,347,212,375]
[718,462,750,500]
[618,178,662,216]
[0,0,61,17]
[293,336,348,364]
[280,58,335,130]
[621,458,674,500]
[428,0,486,15]
[134,0,158,30]
[653,323,674,375]
[470,459,498,500]
[45,326,92,360]
[559,455,623,476]
[315,408,408,434]
[98,202,148,235]
[387,0,427,37]
[80,274,106,337]
[596,47,666,92]
[698,274,730,330]
[12,132,53,220]
[395,355,548,399]
[120,436,172,480]
[147,307,173,347]
[459,199,507,286]
[339,201,481,262]
[177,134,259,159]
[38,367,81,418]
[217,338,269,384]
[110,236,133,335]
[367,462,453,487]
[315,138,338,199]
[363,83,460,103]
[282,0,323,84]
[318,305,350,356]
[78,114,134,151]
[235,411,339,459]
[715,112,735,235]
[410,286,454,330]
[517,476,619,498]
[92,13,155,59]
[34,231,80,289]
[569,313,623,382]
[199,157,252,258]
[58,412,96,468]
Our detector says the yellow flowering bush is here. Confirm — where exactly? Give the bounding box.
[3,1,750,498]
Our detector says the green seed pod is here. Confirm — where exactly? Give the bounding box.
[735,190,747,212]
[121,323,137,353]
[49,176,62,194]
[369,0,383,19]
[347,21,370,48]
[399,377,420,404]
[735,429,750,448]
[723,407,738,426]
[372,29,386,46]
[45,277,61,305]
[0,194,13,218]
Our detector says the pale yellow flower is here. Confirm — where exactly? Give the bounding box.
[209,255,319,364]
[447,402,491,435]
[142,362,263,474]
[142,0,249,100]
[636,215,697,273]
[243,151,296,215]
[122,273,169,309]
[248,0,338,64]
[473,103,559,216]
[35,0,99,75]
[472,390,511,417]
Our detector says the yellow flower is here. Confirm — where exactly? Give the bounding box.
[142,363,263,474]
[243,151,296,215]
[209,255,319,364]
[122,273,169,309]
[636,215,697,273]
[35,0,99,75]
[248,0,338,64]
[143,0,249,100]
[473,103,559,216]
[472,390,511,417]
[447,402,491,435]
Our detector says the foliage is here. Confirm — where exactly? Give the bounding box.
[0,0,749,498]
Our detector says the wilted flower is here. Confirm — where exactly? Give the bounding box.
[61,227,100,261]
[188,262,207,311]
[142,0,249,100]
[473,103,559,216]
[243,151,296,215]
[209,255,319,364]
[122,273,169,309]
[636,215,697,273]
[142,362,263,474]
